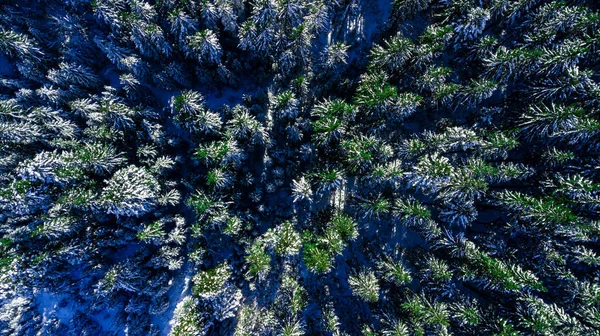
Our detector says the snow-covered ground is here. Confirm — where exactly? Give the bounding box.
[152,262,194,336]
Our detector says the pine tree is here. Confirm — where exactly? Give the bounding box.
[392,0,432,21]
[291,176,313,203]
[101,165,160,217]
[0,29,43,61]
[453,7,490,43]
[186,30,223,65]
[245,238,272,279]
[349,269,380,302]
[170,297,208,336]
[47,63,101,89]
[321,42,349,71]
[172,90,222,134]
[168,9,199,44]
[370,34,415,73]
[2,1,600,334]
[131,20,172,59]
[311,98,355,146]
[193,263,231,298]
[379,256,412,286]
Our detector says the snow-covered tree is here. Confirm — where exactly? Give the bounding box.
[101,166,160,217]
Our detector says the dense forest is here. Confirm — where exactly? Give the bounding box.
[0,0,600,335]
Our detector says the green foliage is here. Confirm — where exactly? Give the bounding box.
[312,167,344,194]
[246,239,271,278]
[234,303,277,336]
[195,140,230,163]
[360,196,392,219]
[379,258,412,286]
[170,298,206,336]
[349,269,380,302]
[302,242,332,274]
[188,191,216,217]
[496,191,580,227]
[223,215,243,236]
[467,246,547,292]
[192,263,230,297]
[520,104,598,139]
[278,319,305,336]
[424,256,452,283]
[0,237,14,272]
[311,99,355,145]
[401,294,450,332]
[355,71,399,109]
[394,198,431,225]
[329,212,358,241]
[0,29,42,60]
[451,301,482,327]
[101,165,160,217]
[276,273,307,315]
[272,221,302,256]
[370,34,415,71]
[137,220,165,243]
[2,0,600,334]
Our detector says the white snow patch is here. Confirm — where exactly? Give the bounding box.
[152,262,195,335]
[35,291,76,326]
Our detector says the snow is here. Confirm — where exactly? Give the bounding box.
[35,291,76,327]
[152,262,195,335]
[22,1,414,335]
[104,67,123,90]
[360,0,393,43]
